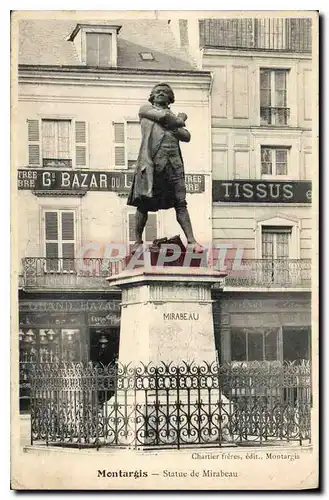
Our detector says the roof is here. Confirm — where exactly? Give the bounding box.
[18,19,196,71]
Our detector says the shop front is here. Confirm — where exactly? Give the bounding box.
[19,295,121,411]
[213,292,312,363]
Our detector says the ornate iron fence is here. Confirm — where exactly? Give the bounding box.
[30,360,311,449]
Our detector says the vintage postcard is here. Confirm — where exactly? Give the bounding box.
[10,10,319,490]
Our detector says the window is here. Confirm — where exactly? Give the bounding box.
[27,119,88,168]
[113,121,140,169]
[231,327,279,362]
[68,24,121,67]
[282,327,311,362]
[86,33,112,66]
[44,210,75,272]
[261,146,289,175]
[262,226,291,260]
[260,69,289,125]
[139,52,154,61]
[256,19,287,50]
[128,212,158,247]
[262,226,291,284]
[42,120,71,168]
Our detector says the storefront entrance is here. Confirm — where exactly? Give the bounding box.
[89,328,120,365]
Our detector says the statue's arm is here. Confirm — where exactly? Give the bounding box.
[139,104,185,129]
[172,127,191,143]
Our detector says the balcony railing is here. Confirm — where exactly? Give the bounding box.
[260,107,290,126]
[199,18,312,53]
[223,259,311,289]
[21,257,123,291]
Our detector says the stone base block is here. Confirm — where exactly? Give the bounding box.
[107,266,226,366]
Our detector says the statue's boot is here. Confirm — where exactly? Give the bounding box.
[187,241,204,254]
[130,241,144,255]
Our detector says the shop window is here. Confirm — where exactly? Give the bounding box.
[231,327,279,362]
[89,328,120,366]
[27,119,88,168]
[261,146,289,176]
[260,69,289,125]
[127,212,158,248]
[113,121,140,170]
[283,326,311,362]
[44,210,75,272]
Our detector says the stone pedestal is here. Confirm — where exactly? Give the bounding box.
[107,266,225,365]
[105,266,232,447]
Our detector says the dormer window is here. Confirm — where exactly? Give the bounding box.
[68,23,121,67]
[86,33,112,66]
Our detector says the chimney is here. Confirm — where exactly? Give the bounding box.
[179,19,189,47]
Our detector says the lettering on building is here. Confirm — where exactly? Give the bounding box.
[212,180,312,203]
[18,169,205,194]
[19,300,121,313]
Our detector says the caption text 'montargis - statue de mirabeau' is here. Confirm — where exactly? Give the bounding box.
[127,83,203,254]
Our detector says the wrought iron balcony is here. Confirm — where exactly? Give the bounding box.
[199,18,312,53]
[20,257,123,291]
[260,107,290,126]
[223,259,311,289]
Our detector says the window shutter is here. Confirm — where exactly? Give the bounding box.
[75,121,88,167]
[127,122,141,167]
[128,212,157,244]
[45,212,58,241]
[27,120,40,166]
[128,213,135,242]
[45,211,59,270]
[114,123,126,169]
[145,214,157,242]
[61,212,75,240]
[61,211,75,270]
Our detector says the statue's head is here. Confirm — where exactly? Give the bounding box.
[148,83,175,105]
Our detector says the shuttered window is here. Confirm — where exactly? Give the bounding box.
[28,119,88,168]
[27,120,40,166]
[128,213,158,245]
[86,33,112,66]
[44,210,75,272]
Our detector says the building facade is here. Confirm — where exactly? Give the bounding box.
[194,17,313,363]
[16,15,314,411]
[17,18,212,410]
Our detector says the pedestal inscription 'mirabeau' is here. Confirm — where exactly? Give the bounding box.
[106,84,228,446]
